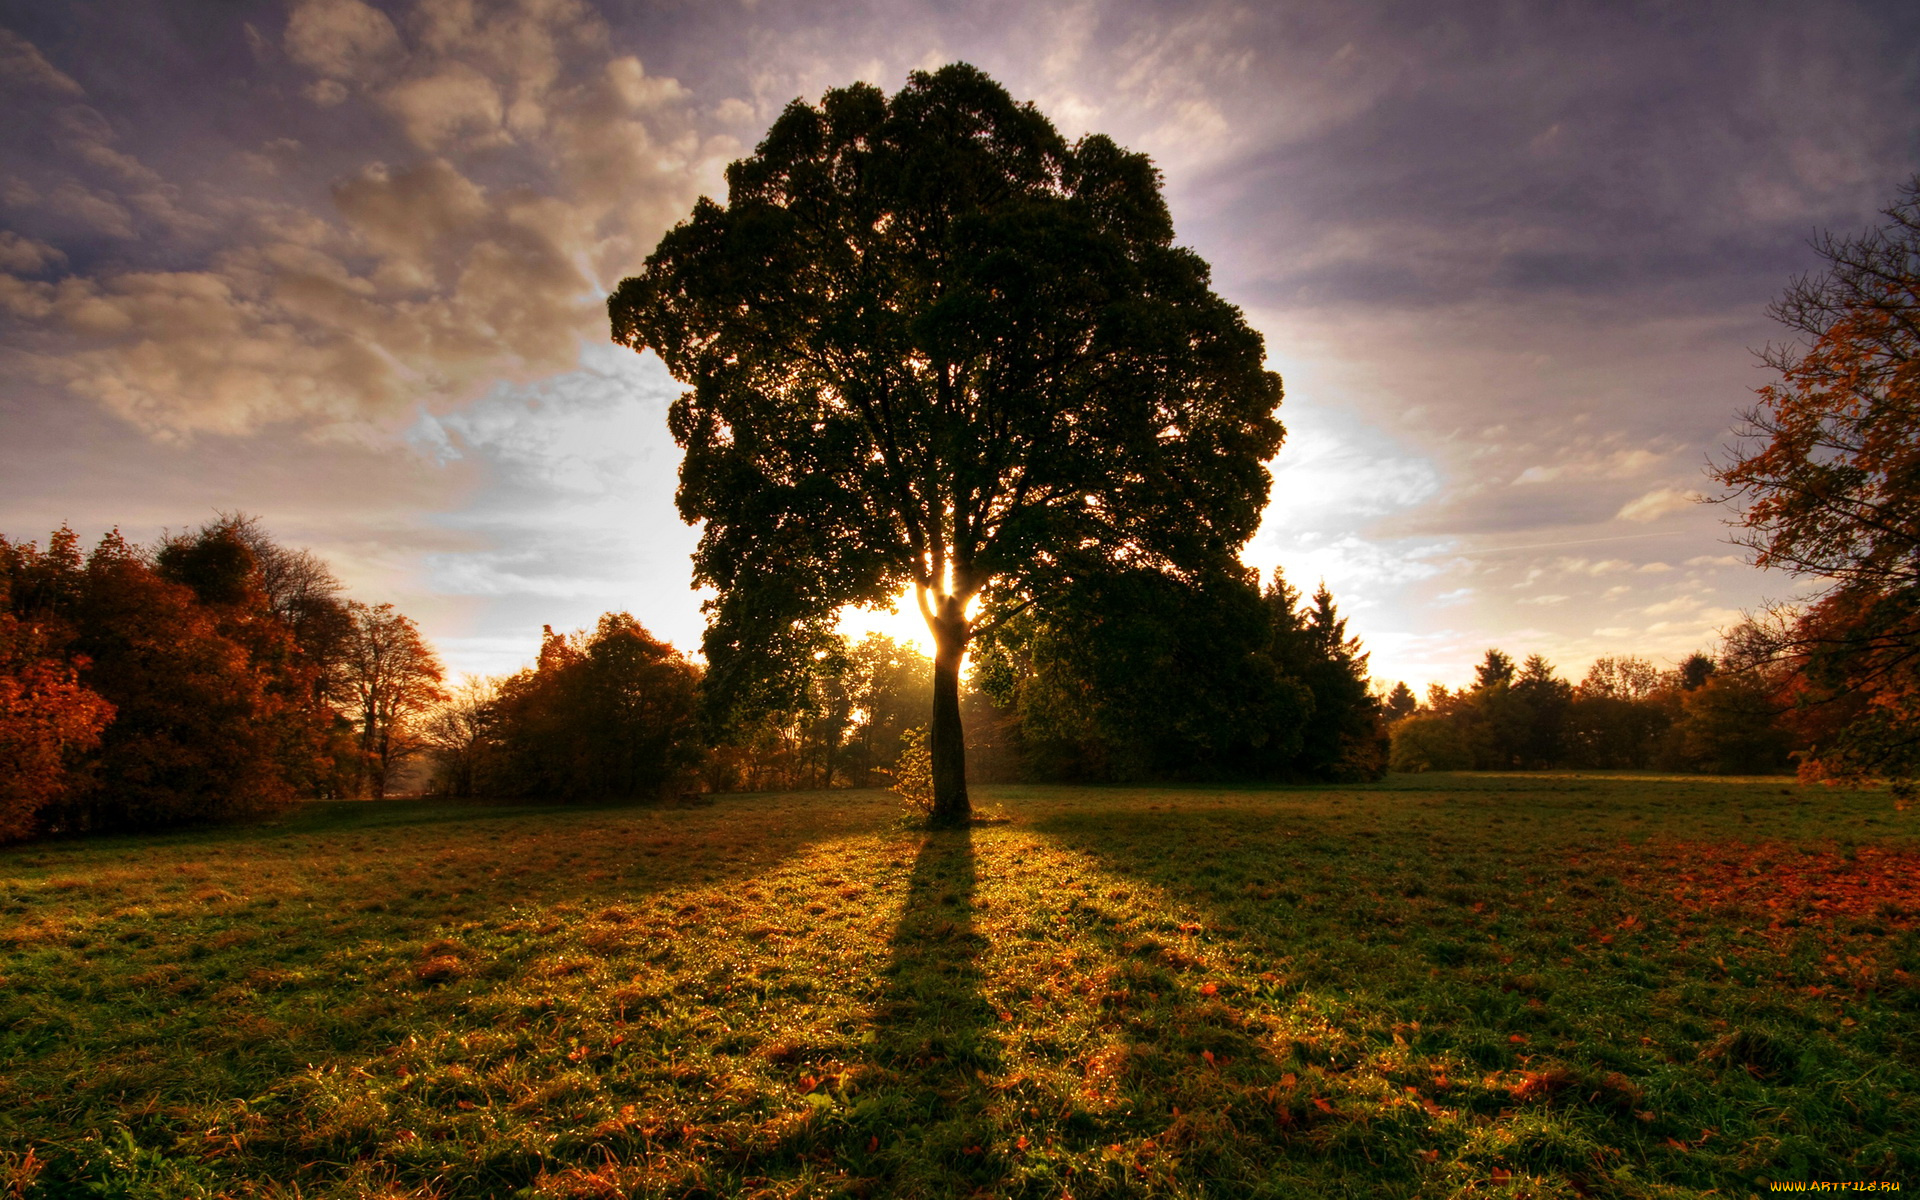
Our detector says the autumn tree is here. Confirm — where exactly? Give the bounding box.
[0,541,113,841]
[51,530,313,829]
[482,614,701,799]
[223,512,354,698]
[337,601,445,798]
[611,64,1283,825]
[1713,175,1920,797]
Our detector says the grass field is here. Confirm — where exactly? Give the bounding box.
[1,775,1916,1199]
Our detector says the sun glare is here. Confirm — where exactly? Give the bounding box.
[834,583,987,662]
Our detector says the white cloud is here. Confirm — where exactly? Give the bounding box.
[1617,486,1704,522]
[382,64,508,150]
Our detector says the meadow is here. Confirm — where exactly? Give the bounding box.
[1,775,1915,1199]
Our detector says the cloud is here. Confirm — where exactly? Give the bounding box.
[0,231,64,274]
[382,64,508,150]
[1510,445,1667,485]
[283,0,402,81]
[1642,593,1704,617]
[0,28,84,96]
[1616,486,1704,522]
[4,0,724,437]
[46,180,136,237]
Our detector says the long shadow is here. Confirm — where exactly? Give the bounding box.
[858,825,1008,1195]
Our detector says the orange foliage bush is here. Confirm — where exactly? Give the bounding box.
[0,614,112,842]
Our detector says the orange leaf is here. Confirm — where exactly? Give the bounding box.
[1312,1097,1335,1114]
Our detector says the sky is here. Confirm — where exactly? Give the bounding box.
[1,0,1917,691]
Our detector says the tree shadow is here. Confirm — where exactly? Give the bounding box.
[858,825,1009,1195]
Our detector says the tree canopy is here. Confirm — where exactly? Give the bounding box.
[1714,175,1920,798]
[610,64,1283,823]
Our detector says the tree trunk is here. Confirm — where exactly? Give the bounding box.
[928,625,971,827]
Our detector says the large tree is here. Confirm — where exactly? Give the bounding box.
[610,64,1283,824]
[1713,175,1920,798]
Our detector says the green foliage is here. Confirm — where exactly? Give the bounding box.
[610,63,1283,816]
[1268,574,1384,780]
[693,634,937,794]
[1388,713,1473,772]
[975,567,1382,782]
[1394,646,1802,777]
[1676,672,1794,774]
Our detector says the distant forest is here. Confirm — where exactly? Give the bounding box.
[1,510,1820,846]
[1386,646,1798,776]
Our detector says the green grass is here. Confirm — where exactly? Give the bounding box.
[1,774,1917,1198]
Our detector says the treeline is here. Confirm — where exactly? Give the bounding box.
[426,565,1390,799]
[0,518,444,841]
[3,516,1390,842]
[973,566,1383,782]
[425,622,933,801]
[1387,644,1801,775]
